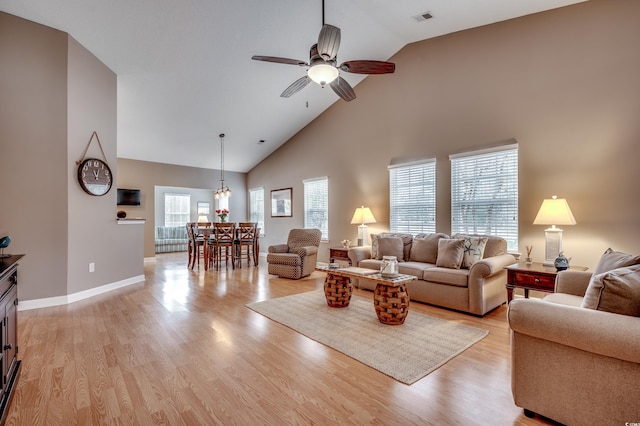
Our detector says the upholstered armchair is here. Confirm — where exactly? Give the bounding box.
[509,258,640,425]
[267,228,322,279]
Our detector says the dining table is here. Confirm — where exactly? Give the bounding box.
[194,224,259,270]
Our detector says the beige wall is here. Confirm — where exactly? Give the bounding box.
[1,12,143,302]
[117,158,247,258]
[248,0,640,268]
[0,13,68,300]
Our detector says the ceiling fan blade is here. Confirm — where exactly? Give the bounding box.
[329,76,356,102]
[317,24,341,61]
[251,55,308,66]
[281,76,311,98]
[339,60,395,74]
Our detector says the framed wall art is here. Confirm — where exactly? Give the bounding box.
[271,188,292,217]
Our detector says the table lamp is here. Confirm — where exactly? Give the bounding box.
[350,206,376,246]
[533,195,576,266]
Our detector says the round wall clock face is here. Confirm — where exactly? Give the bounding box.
[78,158,112,196]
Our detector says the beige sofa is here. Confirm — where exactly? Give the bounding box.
[509,267,640,425]
[348,233,516,316]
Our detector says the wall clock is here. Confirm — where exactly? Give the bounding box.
[77,158,112,196]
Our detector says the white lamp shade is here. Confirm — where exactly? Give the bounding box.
[307,64,339,85]
[533,196,576,226]
[198,215,209,223]
[350,207,376,225]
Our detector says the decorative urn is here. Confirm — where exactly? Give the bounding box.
[554,252,570,271]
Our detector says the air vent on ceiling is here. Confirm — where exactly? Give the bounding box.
[413,12,433,22]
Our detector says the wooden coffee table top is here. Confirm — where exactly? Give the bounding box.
[315,264,417,287]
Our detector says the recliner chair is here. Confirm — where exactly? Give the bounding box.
[267,228,322,279]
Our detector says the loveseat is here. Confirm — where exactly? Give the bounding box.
[348,233,516,316]
[155,226,188,253]
[509,249,640,425]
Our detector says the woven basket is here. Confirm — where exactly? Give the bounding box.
[323,273,353,308]
[373,283,410,325]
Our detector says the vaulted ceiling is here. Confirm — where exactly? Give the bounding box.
[0,0,586,172]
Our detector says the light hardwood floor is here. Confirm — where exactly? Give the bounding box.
[6,253,554,425]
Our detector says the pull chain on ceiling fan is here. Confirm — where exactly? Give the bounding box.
[251,0,395,102]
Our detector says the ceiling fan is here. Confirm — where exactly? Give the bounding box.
[251,0,395,102]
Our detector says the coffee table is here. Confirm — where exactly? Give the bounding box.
[315,265,417,325]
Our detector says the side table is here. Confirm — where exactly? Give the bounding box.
[505,262,588,303]
[329,247,352,265]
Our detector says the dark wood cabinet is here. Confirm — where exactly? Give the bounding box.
[0,255,22,424]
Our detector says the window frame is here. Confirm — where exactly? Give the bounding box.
[388,158,437,235]
[249,187,265,236]
[164,193,191,227]
[450,143,519,251]
[303,177,329,241]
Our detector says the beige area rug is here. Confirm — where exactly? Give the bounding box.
[246,290,488,385]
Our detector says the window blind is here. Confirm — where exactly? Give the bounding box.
[450,144,518,250]
[389,160,436,234]
[164,193,190,227]
[249,187,265,235]
[303,177,328,240]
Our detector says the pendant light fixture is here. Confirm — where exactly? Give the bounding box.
[214,133,231,199]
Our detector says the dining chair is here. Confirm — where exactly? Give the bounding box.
[213,223,236,270]
[197,227,214,271]
[206,232,217,270]
[186,223,195,268]
[236,222,258,267]
[186,222,205,269]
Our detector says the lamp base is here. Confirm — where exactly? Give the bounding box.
[543,227,563,266]
[357,224,369,247]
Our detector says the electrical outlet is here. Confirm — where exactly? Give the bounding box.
[89,262,95,273]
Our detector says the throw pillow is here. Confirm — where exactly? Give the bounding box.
[370,234,380,259]
[456,235,489,269]
[435,239,465,269]
[581,264,640,316]
[593,248,640,275]
[371,233,413,261]
[376,237,404,261]
[409,233,448,264]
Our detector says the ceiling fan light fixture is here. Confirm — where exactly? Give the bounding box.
[307,63,339,86]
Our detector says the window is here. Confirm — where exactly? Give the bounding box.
[389,159,436,234]
[197,201,210,215]
[217,196,229,212]
[450,144,518,251]
[164,193,190,227]
[304,177,328,240]
[249,187,265,235]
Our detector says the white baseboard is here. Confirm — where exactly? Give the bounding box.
[18,275,146,311]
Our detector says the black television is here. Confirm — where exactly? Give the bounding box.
[117,188,141,206]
